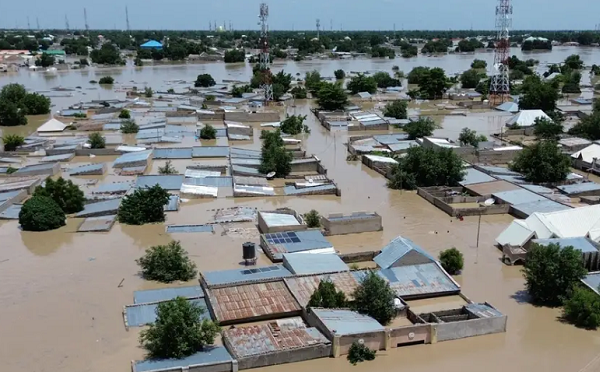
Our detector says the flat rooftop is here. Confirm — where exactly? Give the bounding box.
[310,308,384,336]
[202,265,292,287]
[262,230,333,259]
[261,212,301,227]
[282,253,349,275]
[133,286,205,304]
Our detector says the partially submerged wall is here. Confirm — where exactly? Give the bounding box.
[417,187,510,217]
[225,344,331,370]
[434,315,507,342]
[322,212,383,236]
[224,111,281,123]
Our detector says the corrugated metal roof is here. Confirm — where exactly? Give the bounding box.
[153,147,193,159]
[136,175,184,190]
[234,176,268,186]
[493,189,548,205]
[581,272,600,295]
[260,212,300,227]
[134,286,205,304]
[0,204,21,219]
[557,182,600,196]
[459,168,496,186]
[113,150,152,167]
[228,134,251,141]
[192,146,230,158]
[381,262,460,297]
[387,141,418,152]
[126,298,209,327]
[14,162,57,174]
[184,169,221,178]
[465,303,503,318]
[520,184,554,194]
[532,237,599,253]
[41,153,74,162]
[69,163,106,176]
[311,308,384,335]
[464,180,520,196]
[203,265,292,286]
[184,176,232,187]
[374,236,435,269]
[283,254,348,275]
[136,128,165,139]
[494,174,527,184]
[284,272,359,306]
[230,147,262,159]
[476,165,521,176]
[511,200,570,217]
[92,182,132,194]
[164,195,179,212]
[77,215,116,232]
[166,224,214,233]
[284,184,337,195]
[495,220,535,246]
[0,189,25,202]
[133,346,233,372]
[231,158,261,167]
[75,198,121,217]
[234,185,275,196]
[180,184,218,197]
[232,165,265,177]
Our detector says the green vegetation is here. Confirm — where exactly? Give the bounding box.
[395,41,418,58]
[144,87,154,98]
[471,59,487,69]
[137,241,197,283]
[460,69,485,89]
[316,82,348,111]
[562,70,582,94]
[158,160,178,175]
[563,287,600,329]
[18,195,66,232]
[518,75,559,114]
[195,74,216,88]
[458,127,487,147]
[6,166,18,174]
[139,297,220,359]
[347,342,376,365]
[308,280,347,308]
[2,134,25,151]
[79,58,89,66]
[509,141,570,183]
[280,114,309,135]
[372,72,401,88]
[533,117,563,141]
[259,130,292,177]
[224,49,245,63]
[33,177,85,214]
[304,209,321,228]
[118,185,171,225]
[383,100,408,120]
[120,120,140,134]
[0,84,51,126]
[118,109,131,119]
[523,243,586,306]
[98,76,115,85]
[231,85,253,98]
[347,74,377,94]
[569,101,600,140]
[521,38,552,51]
[291,86,307,99]
[35,53,55,67]
[403,117,439,139]
[371,46,395,58]
[88,132,106,149]
[422,39,452,54]
[353,270,396,325]
[90,43,124,65]
[305,70,323,93]
[200,124,217,140]
[439,248,464,275]
[457,38,484,52]
[334,69,346,80]
[417,67,450,99]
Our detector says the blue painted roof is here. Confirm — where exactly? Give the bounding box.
[532,237,599,253]
[283,254,348,275]
[459,168,496,186]
[134,286,205,304]
[493,189,547,205]
[136,175,184,190]
[511,200,570,217]
[374,236,436,269]
[133,346,233,372]
[166,224,214,233]
[380,263,459,297]
[153,148,193,159]
[126,298,209,327]
[192,146,230,158]
[311,308,384,335]
[140,40,163,48]
[557,182,600,196]
[203,265,292,286]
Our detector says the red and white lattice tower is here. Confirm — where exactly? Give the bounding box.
[489,0,512,104]
[259,3,273,103]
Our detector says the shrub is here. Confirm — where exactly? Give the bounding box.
[137,241,197,283]
[118,109,131,119]
[403,117,439,139]
[117,184,171,225]
[347,342,376,365]
[144,87,153,97]
[280,114,309,135]
[140,297,220,358]
[158,160,177,175]
[308,280,347,308]
[120,120,139,134]
[383,100,408,119]
[88,132,106,149]
[458,127,487,147]
[334,69,346,80]
[2,134,25,151]
[353,270,396,325]
[33,177,85,214]
[200,124,217,139]
[439,248,464,275]
[304,209,321,228]
[19,195,66,232]
[259,130,292,177]
[98,76,114,85]
[6,166,18,174]
[563,286,600,329]
[195,74,216,88]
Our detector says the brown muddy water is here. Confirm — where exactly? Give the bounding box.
[2,48,600,372]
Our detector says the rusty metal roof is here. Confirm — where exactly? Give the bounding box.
[284,272,359,307]
[209,281,300,323]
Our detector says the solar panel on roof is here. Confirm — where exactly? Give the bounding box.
[241,270,252,275]
[249,269,259,273]
[291,237,301,243]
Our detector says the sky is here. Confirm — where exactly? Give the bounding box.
[1,0,599,31]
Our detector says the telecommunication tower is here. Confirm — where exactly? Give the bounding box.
[27,17,31,30]
[84,8,89,34]
[489,0,512,104]
[258,3,273,102]
[65,14,70,31]
[36,17,40,30]
[126,6,131,33]
[316,19,320,39]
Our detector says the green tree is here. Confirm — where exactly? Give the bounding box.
[316,82,348,111]
[34,53,55,67]
[231,85,252,98]
[518,75,559,113]
[334,69,346,80]
[272,70,293,92]
[383,100,408,119]
[120,120,140,134]
[564,54,584,70]
[439,248,464,275]
[562,70,582,94]
[118,184,171,225]
[347,74,377,94]
[569,105,600,140]
[403,117,438,139]
[139,297,220,359]
[471,59,487,69]
[0,101,27,126]
[533,117,563,140]
[347,342,376,365]
[458,127,487,147]
[90,43,123,64]
[88,132,106,149]
[21,93,51,115]
[407,66,431,84]
[290,86,307,99]
[522,243,586,306]
[33,177,85,214]
[2,134,25,151]
[305,70,323,93]
[388,147,465,190]
[353,270,396,325]
[200,124,217,139]
[563,286,600,329]
[118,109,131,119]
[418,67,449,99]
[18,195,66,232]
[195,74,216,88]
[509,141,570,183]
[259,130,292,177]
[372,72,401,88]
[137,241,197,283]
[280,114,309,135]
[460,69,483,89]
[144,87,154,98]
[98,76,114,85]
[304,209,321,228]
[158,160,178,175]
[224,49,245,63]
[308,280,347,308]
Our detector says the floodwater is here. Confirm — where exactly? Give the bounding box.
[2,47,600,372]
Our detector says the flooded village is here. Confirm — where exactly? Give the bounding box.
[3,14,600,372]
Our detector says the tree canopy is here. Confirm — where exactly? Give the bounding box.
[518,75,559,114]
[223,49,245,63]
[509,141,570,183]
[195,74,216,87]
[458,127,487,147]
[347,74,377,94]
[316,82,348,111]
[372,72,401,88]
[403,117,439,139]
[439,248,464,275]
[35,53,55,67]
[407,66,430,85]
[308,280,347,308]
[305,70,323,93]
[33,177,85,214]
[533,117,563,140]
[0,83,50,126]
[460,69,484,89]
[418,67,450,99]
[120,120,140,134]
[88,132,106,149]
[383,100,408,120]
[568,102,600,140]
[471,59,487,69]
[200,124,217,139]
[259,130,292,177]
[2,134,24,151]
[304,209,321,228]
[347,342,376,365]
[19,195,66,232]
[137,241,197,283]
[334,69,345,80]
[90,43,123,65]
[563,286,600,329]
[118,185,171,225]
[280,114,309,135]
[353,270,397,325]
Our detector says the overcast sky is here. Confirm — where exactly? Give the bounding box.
[1,0,598,31]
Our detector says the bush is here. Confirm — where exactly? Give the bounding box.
[334,69,346,80]
[534,117,563,140]
[308,280,347,308]
[118,109,131,119]
[439,248,464,275]
[231,85,252,97]
[223,49,245,63]
[522,243,587,306]
[290,86,307,99]
[304,209,321,228]
[458,127,487,147]
[140,297,220,359]
[383,100,408,119]
[34,177,85,214]
[347,342,376,365]
[353,270,396,325]
[118,184,171,225]
[144,87,153,97]
[2,134,25,151]
[137,241,197,283]
[347,74,377,94]
[98,76,114,85]
[19,195,66,232]
[195,74,216,88]
[316,82,348,111]
[509,141,571,183]
[120,120,139,134]
[563,286,600,329]
[6,166,17,174]
[259,130,292,177]
[280,114,309,135]
[471,59,487,69]
[21,93,51,115]
[403,117,438,139]
[88,132,106,149]
[158,160,177,175]
[200,124,217,140]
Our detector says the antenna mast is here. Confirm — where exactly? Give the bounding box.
[65,14,70,31]
[36,18,40,30]
[259,3,273,103]
[316,18,320,39]
[126,6,131,33]
[84,8,89,34]
[489,0,512,104]
[27,17,31,30]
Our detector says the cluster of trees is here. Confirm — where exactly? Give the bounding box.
[303,210,321,228]
[421,39,452,54]
[0,84,51,126]
[249,66,293,101]
[518,75,560,114]
[521,38,552,51]
[136,38,207,61]
[259,130,292,177]
[471,59,487,69]
[458,127,487,147]
[224,49,245,63]
[88,132,106,149]
[90,43,124,65]
[200,124,217,139]
[194,73,216,88]
[509,141,571,183]
[370,46,395,58]
[117,185,171,225]
[383,100,408,120]
[457,38,484,52]
[372,71,401,88]
[347,74,377,94]
[231,84,253,97]
[2,134,24,151]
[406,66,451,99]
[396,41,418,58]
[460,68,486,89]
[280,114,310,135]
[35,53,55,67]
[61,37,91,55]
[569,100,600,140]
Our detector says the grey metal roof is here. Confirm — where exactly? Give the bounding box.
[327,212,378,222]
[136,128,165,139]
[184,176,232,187]
[231,158,261,167]
[228,134,251,141]
[581,272,600,295]
[113,150,152,167]
[284,184,337,195]
[374,236,436,269]
[494,174,527,184]
[0,204,21,219]
[263,230,333,254]
[166,224,214,233]
[0,190,25,202]
[230,147,262,159]
[164,195,179,212]
[357,92,372,99]
[387,141,418,152]
[493,189,548,205]
[234,185,275,196]
[153,147,193,159]
[532,237,599,253]
[465,303,503,318]
[77,215,116,232]
[133,346,233,372]
[68,163,106,176]
[458,168,496,186]
[510,200,570,217]
[361,119,387,126]
[125,299,208,328]
[134,286,205,304]
[282,254,348,275]
[41,153,74,162]
[76,198,122,217]
[103,123,122,131]
[380,263,460,297]
[14,162,57,174]
[311,308,384,335]
[520,184,554,194]
[92,182,132,194]
[136,175,184,190]
[192,146,229,158]
[232,165,266,177]
[557,182,600,196]
[203,265,292,286]
[476,165,521,176]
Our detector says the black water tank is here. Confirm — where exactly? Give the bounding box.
[242,242,256,260]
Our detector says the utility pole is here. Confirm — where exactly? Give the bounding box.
[27,16,31,30]
[84,8,89,34]
[316,19,320,39]
[65,14,70,32]
[126,6,131,34]
[36,17,40,30]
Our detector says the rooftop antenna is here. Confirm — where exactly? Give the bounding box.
[84,8,89,34]
[36,17,40,30]
[316,18,320,39]
[27,16,31,30]
[65,14,70,31]
[489,0,512,105]
[258,3,273,103]
[126,6,131,34]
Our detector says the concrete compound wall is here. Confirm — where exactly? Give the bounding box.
[257,209,307,234]
[417,187,510,217]
[290,160,320,173]
[434,315,507,342]
[321,213,383,236]
[335,331,387,356]
[338,250,380,263]
[132,360,237,372]
[232,345,331,370]
[224,111,281,123]
[389,324,432,347]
